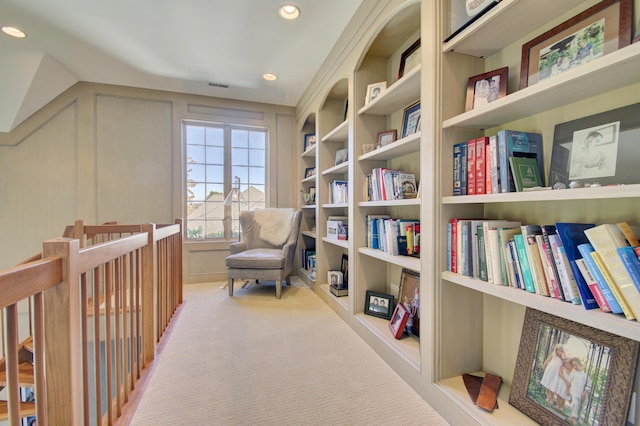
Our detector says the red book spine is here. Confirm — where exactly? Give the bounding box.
[475,137,487,195]
[467,139,476,195]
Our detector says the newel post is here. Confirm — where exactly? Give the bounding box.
[42,238,84,425]
[141,223,158,366]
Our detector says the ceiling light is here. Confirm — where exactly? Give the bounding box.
[278,4,300,20]
[2,26,26,38]
[263,73,278,81]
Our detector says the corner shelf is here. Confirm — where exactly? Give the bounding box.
[358,65,421,116]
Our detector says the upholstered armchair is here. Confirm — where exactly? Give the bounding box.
[225,208,302,299]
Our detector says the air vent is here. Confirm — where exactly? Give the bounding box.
[208,82,229,88]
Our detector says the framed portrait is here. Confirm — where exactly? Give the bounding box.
[398,38,421,79]
[465,66,508,111]
[510,308,639,425]
[548,102,640,188]
[389,303,410,339]
[304,133,316,151]
[327,270,343,287]
[397,268,420,337]
[519,0,632,89]
[444,0,501,43]
[364,290,394,320]
[377,129,397,148]
[334,148,349,165]
[304,167,315,179]
[365,81,387,105]
[401,101,421,138]
[340,254,348,287]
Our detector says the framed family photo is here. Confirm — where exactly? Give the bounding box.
[364,290,394,320]
[335,148,349,165]
[465,66,508,111]
[304,167,315,179]
[510,308,639,425]
[340,254,348,287]
[398,38,421,79]
[389,303,410,339]
[377,129,397,148]
[397,268,420,337]
[304,133,316,151]
[519,0,632,89]
[365,81,386,104]
[401,101,421,138]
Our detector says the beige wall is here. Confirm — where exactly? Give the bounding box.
[0,82,296,283]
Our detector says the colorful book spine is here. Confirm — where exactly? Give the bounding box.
[497,130,543,193]
[577,243,623,314]
[484,137,492,194]
[547,233,581,305]
[590,251,635,320]
[520,225,549,296]
[514,233,535,293]
[574,258,611,312]
[617,246,640,293]
[475,137,487,195]
[489,135,499,193]
[453,143,462,196]
[467,138,476,196]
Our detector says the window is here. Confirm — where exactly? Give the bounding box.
[184,121,266,240]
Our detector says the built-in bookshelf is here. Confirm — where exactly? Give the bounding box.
[298,113,317,285]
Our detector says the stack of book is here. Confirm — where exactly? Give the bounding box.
[364,168,417,201]
[366,214,420,256]
[447,219,640,321]
[301,249,316,280]
[329,180,348,204]
[453,130,544,196]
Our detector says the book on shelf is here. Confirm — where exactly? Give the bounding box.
[470,219,487,278]
[477,225,488,281]
[484,136,492,194]
[475,137,488,195]
[577,243,624,315]
[520,225,549,296]
[329,180,348,204]
[508,237,524,290]
[453,141,467,196]
[547,233,582,305]
[499,227,522,288]
[467,138,476,196]
[590,251,635,320]
[447,222,452,272]
[485,221,520,285]
[574,258,612,312]
[488,135,500,193]
[535,234,562,300]
[366,214,390,249]
[497,130,543,193]
[617,246,640,292]
[513,233,536,294]
[539,225,565,301]
[616,222,640,247]
[509,156,542,192]
[366,168,418,201]
[555,222,598,310]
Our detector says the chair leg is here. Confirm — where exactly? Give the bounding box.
[285,275,291,286]
[276,280,282,299]
[228,278,234,296]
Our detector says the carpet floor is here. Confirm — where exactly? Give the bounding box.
[128,279,449,425]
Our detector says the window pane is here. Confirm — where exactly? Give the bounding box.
[206,165,224,184]
[232,147,248,166]
[249,131,265,149]
[232,166,249,183]
[190,182,207,202]
[186,125,205,145]
[205,146,224,164]
[205,127,224,146]
[249,167,265,185]
[187,145,205,164]
[249,149,265,166]
[232,129,248,148]
[187,164,205,182]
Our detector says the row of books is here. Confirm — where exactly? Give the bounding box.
[366,214,420,256]
[329,180,348,204]
[301,249,317,280]
[447,218,640,321]
[363,168,417,201]
[453,130,544,196]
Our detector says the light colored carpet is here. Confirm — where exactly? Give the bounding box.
[128,279,449,425]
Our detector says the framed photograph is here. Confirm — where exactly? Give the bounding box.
[304,167,315,179]
[397,268,420,337]
[365,81,387,105]
[548,102,640,188]
[377,129,397,148]
[340,254,348,287]
[465,66,508,111]
[401,101,421,138]
[389,303,410,339]
[519,0,632,89]
[304,133,316,151]
[510,308,639,425]
[398,38,421,79]
[327,270,343,287]
[364,290,394,320]
[335,148,349,165]
[444,0,501,43]
[343,98,349,121]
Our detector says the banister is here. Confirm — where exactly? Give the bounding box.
[0,257,63,307]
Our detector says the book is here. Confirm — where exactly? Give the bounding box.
[483,137,492,194]
[475,137,488,195]
[535,234,562,300]
[555,222,598,310]
[508,238,524,289]
[453,142,467,196]
[520,225,549,296]
[497,130,543,193]
[574,258,611,312]
[509,156,542,191]
[616,222,640,246]
[590,251,635,320]
[584,224,640,320]
[617,246,640,293]
[548,233,582,305]
[540,225,565,301]
[514,233,536,293]
[577,243,623,315]
[483,220,520,284]
[467,138,476,196]
[477,226,487,282]
[489,135,500,193]
[499,228,521,287]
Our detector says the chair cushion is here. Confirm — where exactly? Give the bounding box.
[225,248,285,269]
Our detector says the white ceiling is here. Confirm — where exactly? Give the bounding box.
[0,0,365,132]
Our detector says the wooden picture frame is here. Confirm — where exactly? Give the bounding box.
[376,129,397,148]
[304,167,315,179]
[389,303,410,339]
[365,81,387,105]
[444,0,501,43]
[519,0,632,89]
[465,66,508,111]
[303,133,316,151]
[510,308,639,425]
[397,268,420,337]
[340,254,348,287]
[401,101,421,138]
[398,38,421,79]
[364,290,394,320]
[335,148,348,165]
[548,102,640,188]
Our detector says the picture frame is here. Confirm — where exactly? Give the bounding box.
[343,98,349,121]
[519,0,632,89]
[340,254,348,287]
[364,290,394,320]
[303,133,316,151]
[397,268,420,337]
[304,167,315,179]
[398,38,421,79]
[401,101,421,138]
[365,81,387,105]
[335,148,349,165]
[376,129,397,148]
[444,0,501,43]
[327,270,343,287]
[389,303,410,339]
[548,102,640,188]
[465,66,508,111]
[510,308,639,425]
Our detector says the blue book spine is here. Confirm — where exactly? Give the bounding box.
[617,246,640,293]
[453,142,463,196]
[371,218,379,249]
[460,142,468,195]
[497,130,544,193]
[578,243,623,314]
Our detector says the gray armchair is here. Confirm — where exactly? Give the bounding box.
[225,208,302,298]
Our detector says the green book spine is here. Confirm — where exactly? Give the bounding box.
[514,234,536,293]
[477,226,487,282]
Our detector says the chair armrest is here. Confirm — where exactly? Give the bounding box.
[282,242,296,267]
[229,241,247,254]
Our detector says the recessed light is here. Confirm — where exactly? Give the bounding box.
[263,73,278,81]
[2,26,26,38]
[278,4,300,20]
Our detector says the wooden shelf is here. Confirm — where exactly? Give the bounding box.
[301,143,316,158]
[322,203,348,209]
[322,237,348,249]
[359,131,420,161]
[322,161,348,175]
[358,65,421,116]
[355,313,420,371]
[319,283,349,312]
[359,247,420,271]
[322,120,349,142]
[301,230,316,239]
[301,175,316,184]
[359,198,420,207]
